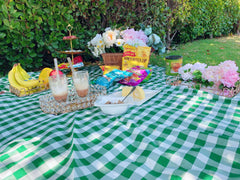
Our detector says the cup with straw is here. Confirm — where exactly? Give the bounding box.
[68,57,90,98]
[48,58,68,102]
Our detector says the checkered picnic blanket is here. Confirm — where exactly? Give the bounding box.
[0,65,240,180]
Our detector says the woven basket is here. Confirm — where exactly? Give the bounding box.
[101,53,123,69]
[9,81,49,97]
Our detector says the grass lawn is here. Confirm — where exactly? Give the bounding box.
[150,35,240,67]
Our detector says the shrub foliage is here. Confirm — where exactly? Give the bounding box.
[0,0,239,75]
[179,0,240,43]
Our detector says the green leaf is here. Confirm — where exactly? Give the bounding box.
[1,4,8,15]
[29,52,37,57]
[51,42,58,49]
[37,17,42,24]
[3,19,10,27]
[195,84,201,90]
[0,33,6,38]
[16,4,24,11]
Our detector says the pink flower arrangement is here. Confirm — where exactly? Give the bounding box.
[201,60,239,88]
[202,66,223,86]
[219,60,238,72]
[179,60,240,88]
[178,60,240,97]
[221,70,240,88]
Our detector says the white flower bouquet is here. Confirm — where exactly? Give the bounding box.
[87,27,150,57]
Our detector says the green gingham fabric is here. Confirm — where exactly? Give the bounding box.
[0,65,240,180]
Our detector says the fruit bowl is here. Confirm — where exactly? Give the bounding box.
[94,95,129,116]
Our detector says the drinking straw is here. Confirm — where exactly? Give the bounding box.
[67,57,75,73]
[54,58,60,80]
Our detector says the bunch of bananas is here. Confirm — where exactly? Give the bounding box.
[8,63,41,96]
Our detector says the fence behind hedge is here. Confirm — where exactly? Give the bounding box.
[0,0,239,76]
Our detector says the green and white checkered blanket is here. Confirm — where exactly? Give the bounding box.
[0,65,240,179]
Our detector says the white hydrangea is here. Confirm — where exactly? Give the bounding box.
[178,64,193,81]
[181,72,193,81]
[178,64,193,74]
[191,62,207,73]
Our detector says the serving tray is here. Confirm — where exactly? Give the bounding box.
[39,85,106,115]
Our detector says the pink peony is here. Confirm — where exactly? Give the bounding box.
[219,60,238,73]
[202,66,223,84]
[220,70,239,88]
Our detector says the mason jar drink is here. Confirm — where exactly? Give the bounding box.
[48,74,68,102]
[72,70,89,97]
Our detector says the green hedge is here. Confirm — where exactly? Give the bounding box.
[179,0,240,43]
[0,0,167,75]
[0,0,239,76]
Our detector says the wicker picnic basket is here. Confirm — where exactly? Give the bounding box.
[101,53,123,69]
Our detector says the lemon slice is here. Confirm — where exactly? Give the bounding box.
[133,86,145,100]
[39,67,53,87]
[122,86,145,100]
[122,86,133,97]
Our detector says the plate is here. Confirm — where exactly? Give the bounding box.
[106,89,161,106]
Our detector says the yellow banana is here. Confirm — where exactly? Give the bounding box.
[18,63,31,80]
[8,64,29,96]
[15,64,40,88]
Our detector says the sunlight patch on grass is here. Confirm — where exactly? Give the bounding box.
[150,35,240,67]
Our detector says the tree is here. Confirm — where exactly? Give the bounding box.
[165,0,191,48]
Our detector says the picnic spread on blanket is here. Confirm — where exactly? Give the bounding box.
[1,25,240,179]
[1,61,240,179]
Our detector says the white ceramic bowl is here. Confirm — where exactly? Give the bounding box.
[94,95,129,115]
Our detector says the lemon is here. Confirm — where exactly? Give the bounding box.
[122,86,145,100]
[133,86,145,100]
[38,67,53,87]
[122,86,133,97]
